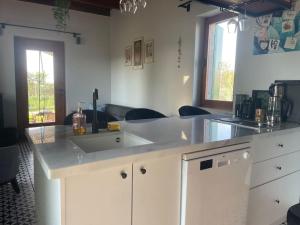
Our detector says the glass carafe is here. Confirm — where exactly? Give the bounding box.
[266,97,281,126]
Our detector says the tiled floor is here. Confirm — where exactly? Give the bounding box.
[0,142,36,225]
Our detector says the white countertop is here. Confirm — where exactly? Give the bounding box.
[26,115,300,179]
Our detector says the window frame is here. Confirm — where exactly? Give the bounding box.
[200,12,237,111]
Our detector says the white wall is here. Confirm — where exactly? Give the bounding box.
[110,0,215,116]
[235,18,300,96]
[0,0,111,127]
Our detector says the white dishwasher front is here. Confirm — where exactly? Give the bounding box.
[181,145,252,225]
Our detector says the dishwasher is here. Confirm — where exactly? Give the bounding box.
[181,143,252,225]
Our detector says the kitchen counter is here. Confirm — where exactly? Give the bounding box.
[26,114,300,179]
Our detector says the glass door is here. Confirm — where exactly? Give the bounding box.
[15,37,66,132]
[26,50,56,125]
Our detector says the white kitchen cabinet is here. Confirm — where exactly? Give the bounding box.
[65,164,132,225]
[251,150,300,188]
[64,155,181,225]
[247,171,300,225]
[248,130,300,225]
[253,130,300,163]
[132,155,181,225]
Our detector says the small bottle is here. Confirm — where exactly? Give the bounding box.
[72,106,87,135]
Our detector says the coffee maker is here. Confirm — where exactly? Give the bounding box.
[268,83,292,126]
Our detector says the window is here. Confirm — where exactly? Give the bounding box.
[201,13,238,110]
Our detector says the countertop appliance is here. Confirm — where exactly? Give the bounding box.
[235,94,249,118]
[269,82,285,98]
[275,80,300,123]
[268,82,292,124]
[181,144,252,225]
[0,94,3,129]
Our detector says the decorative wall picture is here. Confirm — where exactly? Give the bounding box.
[254,5,300,55]
[144,40,154,64]
[133,37,143,69]
[125,46,132,66]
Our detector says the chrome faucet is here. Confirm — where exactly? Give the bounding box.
[92,89,99,134]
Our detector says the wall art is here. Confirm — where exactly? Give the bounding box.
[254,6,300,55]
[144,40,154,64]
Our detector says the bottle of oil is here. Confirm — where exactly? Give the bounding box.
[72,105,87,135]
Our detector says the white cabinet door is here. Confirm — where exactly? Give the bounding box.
[247,171,300,225]
[132,155,181,225]
[253,131,300,163]
[65,164,132,225]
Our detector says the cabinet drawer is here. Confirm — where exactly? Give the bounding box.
[251,151,300,188]
[253,131,300,163]
[247,172,300,225]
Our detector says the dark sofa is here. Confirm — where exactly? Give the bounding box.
[64,104,134,128]
[103,104,134,121]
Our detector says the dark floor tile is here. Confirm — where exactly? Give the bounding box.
[0,142,36,225]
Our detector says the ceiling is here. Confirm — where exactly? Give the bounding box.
[18,0,120,16]
[194,0,291,17]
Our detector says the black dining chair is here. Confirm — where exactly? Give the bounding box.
[125,108,167,121]
[0,146,20,193]
[178,105,211,117]
[64,110,118,129]
[0,127,20,194]
[287,203,300,225]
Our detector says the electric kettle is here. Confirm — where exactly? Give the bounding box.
[269,82,286,98]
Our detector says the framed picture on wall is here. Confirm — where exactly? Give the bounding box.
[144,40,154,64]
[125,45,132,66]
[133,37,143,69]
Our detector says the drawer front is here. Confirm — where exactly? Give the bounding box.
[247,172,300,225]
[251,151,300,188]
[253,131,300,163]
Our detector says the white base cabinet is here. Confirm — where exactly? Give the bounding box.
[132,156,181,225]
[36,155,181,225]
[247,171,300,225]
[248,130,300,225]
[65,164,132,225]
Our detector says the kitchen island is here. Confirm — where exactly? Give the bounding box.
[26,115,300,225]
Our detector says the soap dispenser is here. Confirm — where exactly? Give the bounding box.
[72,104,87,135]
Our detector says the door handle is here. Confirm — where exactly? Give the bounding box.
[140,167,147,175]
[120,171,127,179]
[276,166,282,171]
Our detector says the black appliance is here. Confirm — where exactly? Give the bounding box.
[241,97,254,120]
[275,80,299,123]
[0,94,3,129]
[252,90,270,111]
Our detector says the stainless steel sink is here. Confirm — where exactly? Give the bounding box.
[70,131,153,153]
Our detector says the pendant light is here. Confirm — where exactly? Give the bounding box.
[226,4,249,33]
[120,0,148,15]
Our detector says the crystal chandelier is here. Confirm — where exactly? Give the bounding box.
[120,0,147,14]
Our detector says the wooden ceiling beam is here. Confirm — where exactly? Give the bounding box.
[17,0,120,16]
[73,0,119,9]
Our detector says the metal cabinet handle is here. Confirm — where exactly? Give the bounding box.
[278,144,284,148]
[140,167,147,175]
[121,171,127,179]
[276,166,282,170]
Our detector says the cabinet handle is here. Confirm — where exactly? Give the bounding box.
[140,167,147,175]
[276,166,282,170]
[120,171,127,179]
[275,199,280,204]
[278,144,284,148]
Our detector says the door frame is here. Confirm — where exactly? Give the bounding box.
[14,36,66,133]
